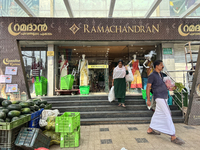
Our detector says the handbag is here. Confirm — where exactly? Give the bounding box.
[125,66,134,82]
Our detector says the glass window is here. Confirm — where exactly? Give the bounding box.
[21,49,47,95]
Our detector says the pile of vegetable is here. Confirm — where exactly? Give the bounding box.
[0,98,52,123]
[43,116,60,146]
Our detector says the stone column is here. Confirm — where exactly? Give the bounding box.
[47,45,54,96]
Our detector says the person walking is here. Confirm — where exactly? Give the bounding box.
[112,59,129,108]
[146,60,185,145]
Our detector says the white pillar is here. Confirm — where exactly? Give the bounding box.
[47,44,54,96]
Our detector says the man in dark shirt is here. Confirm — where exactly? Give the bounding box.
[146,60,185,145]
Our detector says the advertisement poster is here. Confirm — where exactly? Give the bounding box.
[6,84,18,93]
[5,67,18,75]
[0,75,12,83]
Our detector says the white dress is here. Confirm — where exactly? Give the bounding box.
[79,59,89,86]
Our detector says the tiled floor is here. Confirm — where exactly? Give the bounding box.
[50,123,200,150]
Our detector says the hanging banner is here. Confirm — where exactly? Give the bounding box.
[6,84,18,93]
[0,75,12,83]
[5,67,18,75]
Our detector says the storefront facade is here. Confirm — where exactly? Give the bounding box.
[0,17,200,99]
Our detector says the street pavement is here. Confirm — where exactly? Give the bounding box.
[50,123,200,150]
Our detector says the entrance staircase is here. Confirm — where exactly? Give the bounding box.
[42,95,184,125]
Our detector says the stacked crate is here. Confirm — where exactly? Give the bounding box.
[0,115,31,150]
[55,112,80,148]
[28,109,44,128]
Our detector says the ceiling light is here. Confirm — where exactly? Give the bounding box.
[141,48,143,49]
[107,48,110,50]
[74,49,76,51]
[131,45,133,47]
[76,53,78,54]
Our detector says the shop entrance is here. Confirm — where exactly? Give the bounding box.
[19,41,161,96]
[55,44,158,94]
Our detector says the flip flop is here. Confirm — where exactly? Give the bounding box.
[147,130,161,135]
[118,104,122,106]
[171,137,185,145]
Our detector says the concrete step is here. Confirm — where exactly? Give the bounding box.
[80,116,184,125]
[53,105,179,112]
[78,110,182,118]
[42,95,143,101]
[50,99,146,106]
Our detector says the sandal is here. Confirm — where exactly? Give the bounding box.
[122,104,126,108]
[118,104,122,107]
[171,137,185,145]
[147,130,161,135]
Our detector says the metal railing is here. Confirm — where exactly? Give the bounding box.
[163,70,194,117]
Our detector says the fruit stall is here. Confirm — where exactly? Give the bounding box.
[0,97,80,150]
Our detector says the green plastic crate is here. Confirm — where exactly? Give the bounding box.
[60,75,74,90]
[35,76,47,96]
[79,86,90,95]
[35,82,43,96]
[0,115,31,130]
[55,112,80,133]
[41,76,47,95]
[142,89,153,100]
[60,127,80,148]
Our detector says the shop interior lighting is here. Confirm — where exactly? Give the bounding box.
[141,48,143,49]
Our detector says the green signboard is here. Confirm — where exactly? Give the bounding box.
[163,48,173,55]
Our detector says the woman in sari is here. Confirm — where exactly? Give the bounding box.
[112,60,129,107]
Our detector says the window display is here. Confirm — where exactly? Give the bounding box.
[129,55,142,89]
[78,54,89,86]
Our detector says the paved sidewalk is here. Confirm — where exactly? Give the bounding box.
[50,123,200,150]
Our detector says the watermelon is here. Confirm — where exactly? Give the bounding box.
[2,100,12,107]
[0,112,6,119]
[12,101,21,104]
[19,115,26,118]
[26,100,34,106]
[34,105,39,111]
[0,98,6,106]
[39,104,45,108]
[11,117,19,122]
[21,108,31,114]
[7,104,22,111]
[33,98,41,102]
[30,106,35,111]
[7,110,21,118]
[0,109,9,114]
[19,102,30,108]
[35,101,42,106]
[41,100,47,105]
